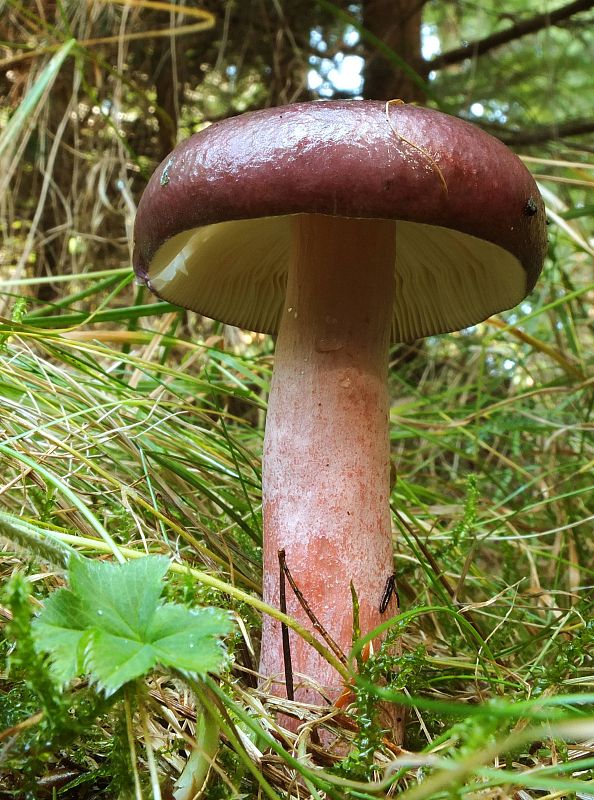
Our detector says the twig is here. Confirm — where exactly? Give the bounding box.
[278,549,347,666]
[492,118,594,147]
[278,549,294,700]
[429,0,594,69]
[385,100,448,195]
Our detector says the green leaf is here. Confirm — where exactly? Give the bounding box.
[68,555,171,640]
[146,604,233,673]
[84,633,159,694]
[31,584,90,685]
[32,556,233,695]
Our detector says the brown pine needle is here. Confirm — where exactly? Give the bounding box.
[385,99,448,195]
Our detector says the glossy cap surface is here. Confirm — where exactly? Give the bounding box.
[133,101,547,340]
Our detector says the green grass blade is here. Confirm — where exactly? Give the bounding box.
[0,39,76,160]
[0,443,125,563]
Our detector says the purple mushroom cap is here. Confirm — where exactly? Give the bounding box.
[133,101,546,340]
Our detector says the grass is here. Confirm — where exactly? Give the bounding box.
[1,227,592,796]
[1,2,593,796]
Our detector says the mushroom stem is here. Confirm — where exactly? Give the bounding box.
[261,214,400,729]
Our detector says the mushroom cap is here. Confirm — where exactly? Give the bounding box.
[133,101,547,341]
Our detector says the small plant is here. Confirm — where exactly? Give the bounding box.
[33,555,232,692]
[5,555,233,799]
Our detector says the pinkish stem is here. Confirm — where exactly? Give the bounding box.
[261,214,400,729]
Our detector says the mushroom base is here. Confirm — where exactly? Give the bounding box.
[261,214,402,738]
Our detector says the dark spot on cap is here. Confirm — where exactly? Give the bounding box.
[524,197,538,217]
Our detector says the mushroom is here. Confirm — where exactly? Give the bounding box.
[133,101,547,732]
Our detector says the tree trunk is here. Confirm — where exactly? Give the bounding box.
[362,0,426,102]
